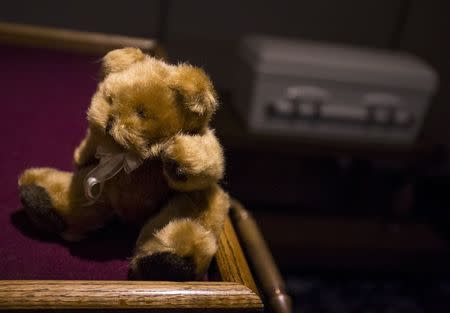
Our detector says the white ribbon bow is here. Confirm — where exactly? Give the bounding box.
[83,145,143,204]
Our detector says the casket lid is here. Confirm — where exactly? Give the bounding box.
[240,35,438,92]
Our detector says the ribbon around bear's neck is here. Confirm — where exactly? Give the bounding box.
[84,145,143,204]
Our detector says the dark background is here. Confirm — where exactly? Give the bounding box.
[0,0,449,145]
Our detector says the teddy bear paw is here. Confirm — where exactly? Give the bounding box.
[19,185,66,234]
[163,159,188,182]
[132,252,196,281]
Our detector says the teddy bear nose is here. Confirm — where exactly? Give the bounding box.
[105,116,115,133]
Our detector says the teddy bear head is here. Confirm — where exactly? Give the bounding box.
[87,47,218,158]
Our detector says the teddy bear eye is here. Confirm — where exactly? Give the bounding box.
[136,108,146,119]
[105,94,113,105]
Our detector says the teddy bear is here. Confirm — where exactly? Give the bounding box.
[18,47,230,281]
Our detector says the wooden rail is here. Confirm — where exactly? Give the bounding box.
[231,200,292,313]
[0,280,261,311]
[216,216,259,295]
[0,22,161,56]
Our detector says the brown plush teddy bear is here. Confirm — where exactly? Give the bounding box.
[18,47,230,281]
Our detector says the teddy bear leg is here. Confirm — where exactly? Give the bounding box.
[131,218,217,281]
[130,184,230,281]
[18,166,113,241]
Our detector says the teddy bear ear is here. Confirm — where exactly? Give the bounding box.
[169,64,218,119]
[101,47,146,78]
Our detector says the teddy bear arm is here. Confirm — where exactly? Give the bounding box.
[162,128,224,192]
[73,128,99,167]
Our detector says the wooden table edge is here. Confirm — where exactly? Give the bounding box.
[0,22,162,56]
[0,280,263,311]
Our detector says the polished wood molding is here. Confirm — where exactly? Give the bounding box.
[216,216,259,295]
[231,200,292,313]
[0,280,262,311]
[0,22,163,56]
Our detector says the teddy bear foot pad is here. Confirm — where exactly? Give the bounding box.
[19,185,66,234]
[132,252,196,281]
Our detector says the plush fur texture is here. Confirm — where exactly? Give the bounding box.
[18,48,229,280]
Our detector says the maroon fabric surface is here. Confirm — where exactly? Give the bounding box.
[0,45,138,280]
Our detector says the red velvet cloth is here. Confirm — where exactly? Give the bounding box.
[0,45,138,280]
